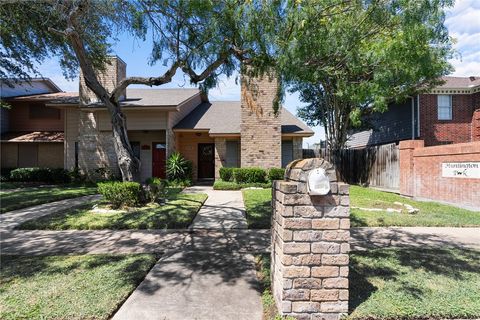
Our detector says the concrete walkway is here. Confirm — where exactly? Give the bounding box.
[0,194,100,231]
[187,186,248,230]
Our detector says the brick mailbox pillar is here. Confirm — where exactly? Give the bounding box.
[271,158,350,320]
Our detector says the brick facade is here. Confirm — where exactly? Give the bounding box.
[399,140,480,209]
[472,109,480,142]
[79,57,126,105]
[271,158,350,320]
[419,93,480,146]
[240,71,282,168]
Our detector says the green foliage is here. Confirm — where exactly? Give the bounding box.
[219,167,235,182]
[10,168,70,183]
[166,152,192,182]
[213,180,271,190]
[243,188,272,229]
[267,168,285,181]
[233,168,267,184]
[97,181,142,208]
[281,0,454,149]
[145,177,167,204]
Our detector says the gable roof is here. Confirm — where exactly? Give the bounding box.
[174,101,313,136]
[438,76,480,89]
[0,78,62,98]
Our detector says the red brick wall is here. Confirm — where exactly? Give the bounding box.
[400,140,480,209]
[419,94,476,146]
[473,109,480,142]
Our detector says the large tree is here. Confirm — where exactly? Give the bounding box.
[280,0,454,151]
[1,0,281,181]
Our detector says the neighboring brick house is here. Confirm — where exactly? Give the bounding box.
[0,57,313,181]
[347,76,480,148]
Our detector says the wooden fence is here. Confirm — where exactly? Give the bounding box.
[303,143,400,191]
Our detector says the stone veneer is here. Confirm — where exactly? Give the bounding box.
[240,71,281,168]
[271,158,350,320]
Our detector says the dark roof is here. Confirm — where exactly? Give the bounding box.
[0,78,62,98]
[43,88,200,107]
[1,131,64,142]
[174,101,314,136]
[438,76,480,89]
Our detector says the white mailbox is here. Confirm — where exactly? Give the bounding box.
[307,168,330,195]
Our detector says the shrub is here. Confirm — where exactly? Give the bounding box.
[145,177,167,203]
[97,181,143,208]
[268,168,285,181]
[219,167,235,182]
[166,152,192,182]
[213,180,272,190]
[10,168,71,183]
[233,168,267,184]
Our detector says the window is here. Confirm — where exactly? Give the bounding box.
[130,141,141,159]
[437,95,452,120]
[29,105,61,119]
[281,140,293,168]
[225,141,239,167]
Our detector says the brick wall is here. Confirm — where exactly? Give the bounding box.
[472,109,480,142]
[240,71,281,168]
[399,140,480,208]
[214,137,227,180]
[419,94,477,146]
[271,158,350,320]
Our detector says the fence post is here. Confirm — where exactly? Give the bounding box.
[399,140,424,197]
[271,158,350,320]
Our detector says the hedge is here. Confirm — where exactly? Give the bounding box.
[10,168,71,183]
[268,168,285,181]
[219,167,235,182]
[233,168,267,184]
[213,180,272,190]
[97,181,143,208]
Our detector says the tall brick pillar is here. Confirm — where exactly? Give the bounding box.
[271,158,350,320]
[399,140,424,197]
[240,70,282,168]
[79,56,126,105]
[472,109,480,142]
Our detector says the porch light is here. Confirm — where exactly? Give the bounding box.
[307,168,330,195]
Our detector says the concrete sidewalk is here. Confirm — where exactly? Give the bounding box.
[0,194,100,231]
[187,186,248,230]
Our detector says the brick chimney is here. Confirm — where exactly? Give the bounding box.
[79,56,126,105]
[240,69,282,168]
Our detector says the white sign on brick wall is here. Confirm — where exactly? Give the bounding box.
[442,162,480,179]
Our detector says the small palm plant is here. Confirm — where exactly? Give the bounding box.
[166,152,192,183]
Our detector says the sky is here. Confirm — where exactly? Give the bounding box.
[35,0,480,147]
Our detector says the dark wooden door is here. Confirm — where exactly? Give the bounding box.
[198,143,215,179]
[152,142,166,179]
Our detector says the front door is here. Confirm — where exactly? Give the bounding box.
[152,142,166,179]
[198,143,215,179]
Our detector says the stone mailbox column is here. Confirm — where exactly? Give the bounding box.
[271,158,350,320]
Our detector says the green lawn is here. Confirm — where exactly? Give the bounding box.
[0,254,157,320]
[18,190,207,230]
[241,186,480,228]
[350,185,480,227]
[349,247,480,319]
[257,248,480,319]
[242,188,272,229]
[0,185,98,214]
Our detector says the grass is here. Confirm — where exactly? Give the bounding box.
[0,184,98,214]
[242,188,272,229]
[257,248,480,319]
[213,179,272,190]
[18,189,208,230]
[349,247,480,319]
[0,254,157,320]
[350,185,480,227]
[241,186,480,228]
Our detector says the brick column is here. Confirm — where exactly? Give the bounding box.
[399,140,424,197]
[271,158,350,320]
[472,109,480,142]
[214,137,227,179]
